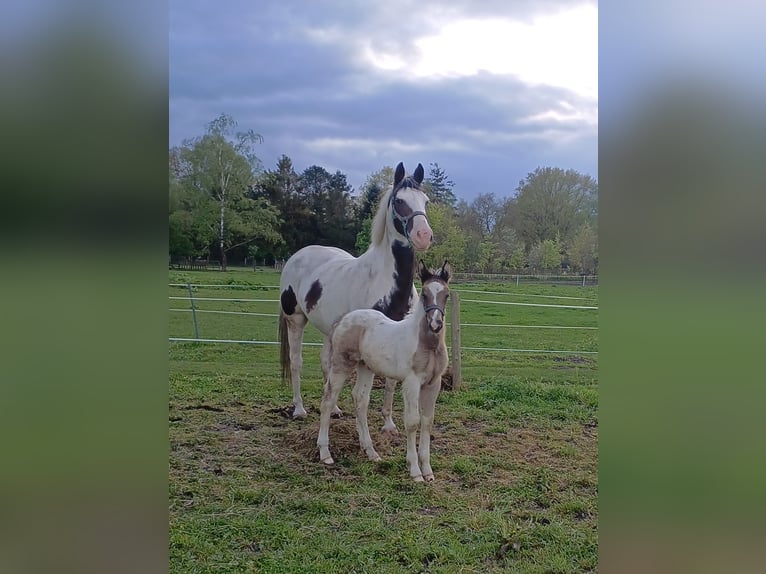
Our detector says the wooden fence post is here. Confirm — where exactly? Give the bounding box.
[450,291,462,391]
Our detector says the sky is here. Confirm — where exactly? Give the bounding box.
[169,0,598,202]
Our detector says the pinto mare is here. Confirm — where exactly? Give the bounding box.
[318,261,451,482]
[278,162,433,421]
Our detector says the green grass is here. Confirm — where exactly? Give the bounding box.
[169,268,598,573]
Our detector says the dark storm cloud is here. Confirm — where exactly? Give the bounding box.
[170,0,597,200]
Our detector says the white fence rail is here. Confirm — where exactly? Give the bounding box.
[168,283,598,358]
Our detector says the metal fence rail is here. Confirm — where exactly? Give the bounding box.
[169,282,598,359]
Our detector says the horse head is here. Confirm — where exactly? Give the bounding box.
[418,260,451,333]
[389,162,433,251]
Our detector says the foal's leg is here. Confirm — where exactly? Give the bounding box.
[286,313,308,418]
[418,375,442,482]
[320,335,343,417]
[352,365,381,461]
[381,377,399,435]
[401,374,424,481]
[317,367,348,465]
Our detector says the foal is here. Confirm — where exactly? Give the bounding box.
[317,261,451,482]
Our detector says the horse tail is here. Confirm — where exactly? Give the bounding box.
[279,309,290,384]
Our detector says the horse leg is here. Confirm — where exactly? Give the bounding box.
[320,335,343,417]
[418,375,441,482]
[286,313,308,418]
[352,365,381,462]
[401,374,424,481]
[381,377,399,435]
[317,367,348,465]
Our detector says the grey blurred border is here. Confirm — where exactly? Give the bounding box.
[600,1,766,573]
[0,1,169,573]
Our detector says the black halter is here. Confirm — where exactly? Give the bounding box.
[423,303,445,317]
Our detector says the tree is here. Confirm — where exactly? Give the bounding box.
[361,166,395,197]
[528,237,563,271]
[253,155,311,258]
[490,227,524,273]
[418,203,467,271]
[355,217,373,253]
[358,182,383,222]
[470,193,500,238]
[354,168,390,254]
[298,165,358,252]
[515,167,598,247]
[423,162,457,208]
[178,113,267,270]
[568,222,598,274]
[509,246,526,270]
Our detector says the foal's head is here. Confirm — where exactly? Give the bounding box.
[417,260,452,333]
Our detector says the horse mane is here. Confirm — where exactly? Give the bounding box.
[370,186,393,247]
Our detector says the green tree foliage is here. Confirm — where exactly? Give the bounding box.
[361,166,395,197]
[529,237,563,271]
[568,222,598,274]
[353,166,395,255]
[515,167,598,247]
[509,246,526,270]
[169,123,598,276]
[358,182,383,222]
[254,155,311,259]
[355,217,373,253]
[299,165,359,252]
[423,162,457,208]
[418,203,467,271]
[174,114,281,270]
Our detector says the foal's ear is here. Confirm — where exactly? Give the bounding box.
[439,260,452,283]
[413,163,425,184]
[418,260,432,283]
[394,162,405,188]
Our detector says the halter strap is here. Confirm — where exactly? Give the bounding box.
[423,304,445,317]
[389,192,429,246]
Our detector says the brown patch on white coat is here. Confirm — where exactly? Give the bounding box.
[317,260,452,482]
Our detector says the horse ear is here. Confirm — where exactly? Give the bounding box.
[439,260,452,282]
[418,260,431,283]
[394,162,405,187]
[413,163,424,184]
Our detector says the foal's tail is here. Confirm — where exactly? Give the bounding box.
[278,309,290,384]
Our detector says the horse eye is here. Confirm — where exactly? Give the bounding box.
[395,198,404,205]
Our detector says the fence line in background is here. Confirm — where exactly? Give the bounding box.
[168,295,597,310]
[169,308,596,329]
[169,283,282,289]
[454,289,597,301]
[169,283,597,300]
[168,337,597,356]
[170,309,279,317]
[455,322,597,329]
[168,296,280,303]
[170,280,598,360]
[170,338,322,346]
[461,298,598,310]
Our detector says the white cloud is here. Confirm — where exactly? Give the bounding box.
[365,4,597,101]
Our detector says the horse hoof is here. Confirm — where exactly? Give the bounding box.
[370,454,382,462]
[292,407,308,419]
[412,474,424,483]
[424,474,435,482]
[381,425,399,436]
[321,457,334,465]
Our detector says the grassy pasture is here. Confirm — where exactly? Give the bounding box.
[169,268,598,573]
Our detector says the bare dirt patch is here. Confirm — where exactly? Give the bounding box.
[286,417,403,462]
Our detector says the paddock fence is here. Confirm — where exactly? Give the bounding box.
[169,280,598,390]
